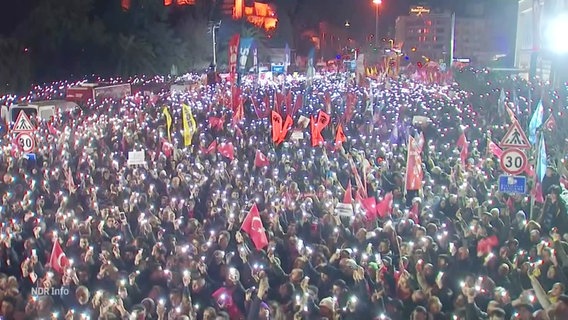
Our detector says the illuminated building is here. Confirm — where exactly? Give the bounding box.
[121,0,277,31]
[163,0,196,5]
[395,5,497,65]
[231,0,278,31]
[395,7,454,63]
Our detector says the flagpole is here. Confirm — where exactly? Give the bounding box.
[403,136,410,206]
[529,129,542,220]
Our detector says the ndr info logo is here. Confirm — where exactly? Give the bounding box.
[31,286,70,296]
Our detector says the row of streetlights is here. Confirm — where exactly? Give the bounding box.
[373,0,382,46]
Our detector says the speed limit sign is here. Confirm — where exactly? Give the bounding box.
[500,148,528,175]
[16,132,35,153]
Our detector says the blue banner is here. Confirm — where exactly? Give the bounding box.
[307,47,315,68]
[238,37,254,74]
[285,43,290,67]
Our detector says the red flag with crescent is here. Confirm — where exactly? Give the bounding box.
[49,241,69,274]
[241,204,268,250]
[254,150,270,167]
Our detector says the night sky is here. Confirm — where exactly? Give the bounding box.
[0,0,518,53]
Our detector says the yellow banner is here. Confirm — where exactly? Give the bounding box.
[162,106,172,142]
[182,104,197,146]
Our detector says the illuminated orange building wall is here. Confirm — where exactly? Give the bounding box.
[163,0,195,6]
[233,1,277,31]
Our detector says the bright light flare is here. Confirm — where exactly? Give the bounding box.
[546,13,568,54]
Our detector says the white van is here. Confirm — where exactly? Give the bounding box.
[1,100,79,123]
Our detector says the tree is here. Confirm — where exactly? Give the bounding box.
[174,17,213,72]
[0,37,31,94]
[113,34,157,76]
[13,0,110,81]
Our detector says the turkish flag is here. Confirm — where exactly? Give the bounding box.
[241,204,268,250]
[208,116,225,131]
[476,235,499,256]
[49,241,69,274]
[456,132,469,166]
[254,150,270,167]
[488,140,503,158]
[531,181,544,203]
[200,140,217,155]
[357,194,377,221]
[218,142,235,160]
[375,192,393,219]
[545,115,556,131]
[212,287,241,319]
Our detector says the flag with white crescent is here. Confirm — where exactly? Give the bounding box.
[241,204,268,250]
[49,240,69,274]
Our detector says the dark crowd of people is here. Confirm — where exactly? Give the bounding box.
[0,72,568,320]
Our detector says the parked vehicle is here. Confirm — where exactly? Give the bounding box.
[65,83,132,104]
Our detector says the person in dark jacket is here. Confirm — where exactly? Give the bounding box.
[538,186,568,234]
[542,166,561,197]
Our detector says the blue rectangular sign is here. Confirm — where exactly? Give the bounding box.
[498,175,526,194]
[271,65,285,74]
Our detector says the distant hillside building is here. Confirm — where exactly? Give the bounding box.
[222,0,277,31]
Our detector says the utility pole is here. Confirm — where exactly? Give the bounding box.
[208,21,222,71]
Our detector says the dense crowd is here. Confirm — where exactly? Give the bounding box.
[0,72,568,320]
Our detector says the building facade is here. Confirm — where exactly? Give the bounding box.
[395,7,453,64]
[395,5,500,66]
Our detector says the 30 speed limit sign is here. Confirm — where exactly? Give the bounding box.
[500,148,527,175]
[16,132,35,153]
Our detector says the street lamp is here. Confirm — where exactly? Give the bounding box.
[208,21,222,71]
[372,0,382,46]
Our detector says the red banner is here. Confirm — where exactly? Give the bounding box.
[405,136,423,191]
[228,34,240,81]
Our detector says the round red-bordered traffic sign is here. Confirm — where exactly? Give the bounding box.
[16,132,35,153]
[500,148,528,175]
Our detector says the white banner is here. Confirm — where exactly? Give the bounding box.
[127,151,146,166]
[335,203,354,217]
